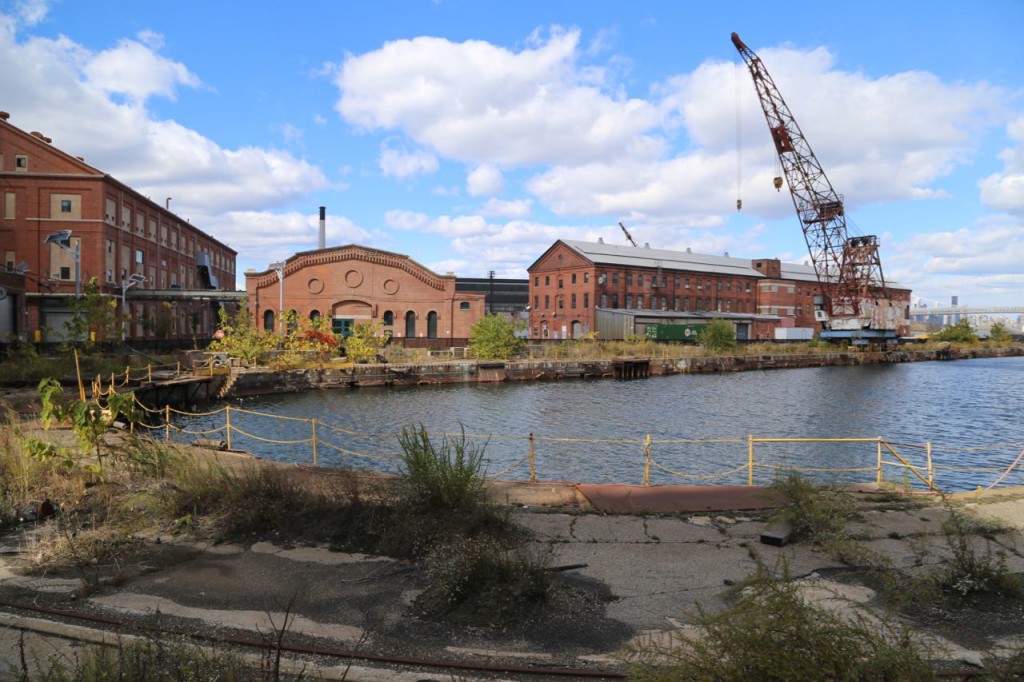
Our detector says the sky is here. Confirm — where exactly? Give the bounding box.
[2,0,1022,307]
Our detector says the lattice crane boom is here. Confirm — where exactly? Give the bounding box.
[731,32,896,334]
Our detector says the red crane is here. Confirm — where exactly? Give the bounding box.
[731,32,905,342]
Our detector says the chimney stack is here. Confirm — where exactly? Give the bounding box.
[319,206,326,250]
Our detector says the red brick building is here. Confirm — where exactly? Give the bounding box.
[245,245,485,344]
[0,112,237,343]
[528,240,910,340]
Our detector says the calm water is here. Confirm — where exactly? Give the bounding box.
[173,357,1024,492]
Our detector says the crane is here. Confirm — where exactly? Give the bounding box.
[618,222,638,247]
[731,32,906,343]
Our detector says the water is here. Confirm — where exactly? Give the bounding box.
[172,357,1024,492]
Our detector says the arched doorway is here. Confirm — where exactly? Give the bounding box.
[571,321,582,338]
[405,311,416,337]
[427,311,438,339]
[263,310,275,331]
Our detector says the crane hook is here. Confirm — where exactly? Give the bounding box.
[773,176,784,191]
[736,199,743,211]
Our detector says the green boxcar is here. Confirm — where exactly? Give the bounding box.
[645,323,707,341]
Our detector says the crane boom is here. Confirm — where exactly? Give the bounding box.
[731,32,903,340]
[619,222,638,247]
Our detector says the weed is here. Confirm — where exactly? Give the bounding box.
[936,509,1021,598]
[397,425,488,514]
[621,564,936,681]
[769,472,859,544]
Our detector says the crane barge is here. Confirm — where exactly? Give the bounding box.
[731,32,907,344]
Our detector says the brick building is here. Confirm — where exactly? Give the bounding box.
[245,244,485,345]
[0,112,237,343]
[528,239,910,340]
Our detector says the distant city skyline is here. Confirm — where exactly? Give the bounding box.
[1,0,1021,307]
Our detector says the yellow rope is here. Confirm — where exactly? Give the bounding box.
[487,456,529,478]
[228,425,312,445]
[650,460,749,480]
[758,463,877,473]
[315,439,398,461]
[230,406,312,423]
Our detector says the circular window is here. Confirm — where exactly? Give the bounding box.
[345,270,363,287]
[307,278,324,294]
[382,279,399,295]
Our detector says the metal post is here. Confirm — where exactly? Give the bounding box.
[225,406,232,451]
[312,419,319,467]
[642,434,652,486]
[877,438,883,484]
[165,405,171,442]
[748,435,755,486]
[528,433,536,483]
[269,261,285,335]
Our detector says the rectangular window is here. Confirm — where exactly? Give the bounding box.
[135,249,144,264]
[600,293,607,307]
[60,200,72,213]
[545,276,550,286]
[3,192,14,220]
[558,297,564,309]
[637,295,644,308]
[583,272,589,284]
[59,266,70,280]
[625,294,632,309]
[571,293,577,309]
[611,294,618,308]
[571,273,577,284]
[583,293,589,308]
[15,155,27,171]
[533,295,539,309]
[5,250,15,270]
[545,295,550,309]
[612,273,619,285]
[534,276,539,286]
[674,277,680,287]
[696,280,702,289]
[558,278,563,288]
[685,278,690,289]
[638,274,644,286]
[626,274,633,286]
[673,297,680,311]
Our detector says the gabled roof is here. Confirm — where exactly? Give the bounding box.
[558,239,765,278]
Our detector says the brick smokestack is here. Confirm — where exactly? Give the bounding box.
[319,206,326,250]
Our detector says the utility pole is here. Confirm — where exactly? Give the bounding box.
[488,270,495,315]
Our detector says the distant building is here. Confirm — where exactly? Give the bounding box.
[0,112,237,344]
[244,244,485,346]
[528,240,910,340]
[455,277,529,315]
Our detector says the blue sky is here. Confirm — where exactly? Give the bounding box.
[2,0,1022,307]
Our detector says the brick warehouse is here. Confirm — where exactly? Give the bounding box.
[0,112,237,343]
[528,239,911,340]
[245,244,486,345]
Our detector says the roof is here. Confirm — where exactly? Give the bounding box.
[596,307,782,322]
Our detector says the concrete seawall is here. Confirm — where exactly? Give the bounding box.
[221,346,1024,399]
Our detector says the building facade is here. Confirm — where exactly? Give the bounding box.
[528,240,910,340]
[0,112,237,343]
[244,245,485,345]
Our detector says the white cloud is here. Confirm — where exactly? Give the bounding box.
[979,117,1024,213]
[12,0,47,26]
[334,28,663,166]
[481,197,532,218]
[84,35,202,103]
[378,143,438,179]
[384,209,431,231]
[466,164,504,196]
[0,19,330,216]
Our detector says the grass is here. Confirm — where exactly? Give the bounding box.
[621,562,936,681]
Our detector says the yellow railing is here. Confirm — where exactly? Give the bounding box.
[130,399,1024,494]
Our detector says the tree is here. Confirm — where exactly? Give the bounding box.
[932,319,978,344]
[344,321,387,362]
[283,313,341,354]
[63,278,119,349]
[207,307,277,364]
[698,319,737,353]
[142,301,176,350]
[469,314,524,360]
[988,322,1012,344]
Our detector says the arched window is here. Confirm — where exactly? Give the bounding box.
[287,310,298,333]
[427,311,438,339]
[382,310,394,326]
[263,310,275,331]
[309,310,321,321]
[405,311,416,337]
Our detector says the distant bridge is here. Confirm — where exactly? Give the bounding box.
[910,306,1024,317]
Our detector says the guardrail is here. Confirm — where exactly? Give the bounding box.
[128,401,1024,494]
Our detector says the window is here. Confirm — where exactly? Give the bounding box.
[545,276,550,286]
[638,274,644,286]
[675,277,680,287]
[557,297,564,309]
[405,311,416,337]
[4,192,14,219]
[674,297,680,311]
[459,302,470,311]
[427,311,438,339]
[544,295,550,309]
[726,281,732,291]
[625,294,632,309]
[637,295,644,309]
[310,310,321,321]
[571,294,576,309]
[746,282,751,293]
[59,266,70,280]
[4,250,14,270]
[612,273,619,285]
[60,200,72,213]
[600,293,607,307]
[15,155,27,171]
[685,278,690,289]
[558,278,563,288]
[135,249,144,264]
[696,279,702,289]
[533,295,539,309]
[611,294,619,308]
[583,272,589,284]
[626,274,633,286]
[534,276,539,286]
[571,273,576,284]
[383,310,395,324]
[583,293,589,308]
[717,281,723,291]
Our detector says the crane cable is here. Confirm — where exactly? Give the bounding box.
[735,59,742,211]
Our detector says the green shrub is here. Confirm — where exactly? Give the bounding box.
[770,473,859,543]
[622,567,935,681]
[397,425,488,513]
[698,319,737,353]
[468,314,524,360]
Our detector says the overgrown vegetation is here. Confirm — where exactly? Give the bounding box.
[468,314,524,360]
[343,320,387,362]
[931,318,979,344]
[697,319,737,353]
[622,563,936,681]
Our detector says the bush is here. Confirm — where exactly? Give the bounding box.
[931,319,978,344]
[698,319,737,353]
[622,568,935,681]
[770,473,859,544]
[468,315,524,360]
[397,425,489,513]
